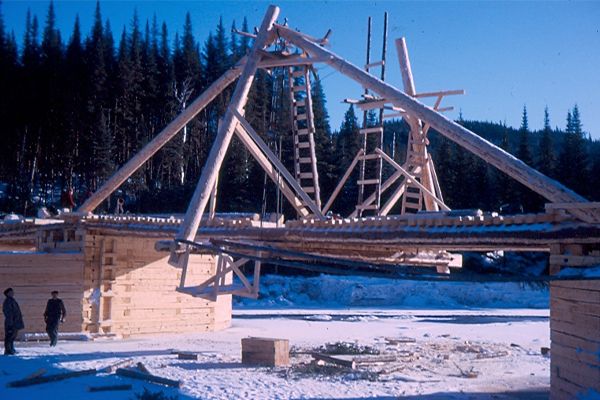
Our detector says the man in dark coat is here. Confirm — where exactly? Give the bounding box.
[3,288,24,355]
[44,291,66,347]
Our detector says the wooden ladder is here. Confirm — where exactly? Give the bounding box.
[96,238,115,334]
[356,126,384,216]
[401,131,428,214]
[288,64,321,211]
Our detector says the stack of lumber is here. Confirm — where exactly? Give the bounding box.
[0,252,85,337]
[550,280,600,399]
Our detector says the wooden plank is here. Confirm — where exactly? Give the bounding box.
[322,150,363,214]
[552,354,600,389]
[551,286,600,304]
[551,371,589,399]
[546,202,600,210]
[551,319,600,342]
[115,368,182,388]
[551,280,600,292]
[551,330,600,354]
[233,112,320,217]
[413,89,464,99]
[7,369,97,387]
[88,384,132,392]
[551,341,600,368]
[551,307,600,331]
[551,298,600,318]
[23,369,47,380]
[550,255,600,267]
[98,358,135,373]
[311,353,356,369]
[376,149,449,212]
[177,352,199,360]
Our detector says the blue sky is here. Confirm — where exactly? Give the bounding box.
[3,1,600,137]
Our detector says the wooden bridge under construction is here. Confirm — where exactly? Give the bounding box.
[1,5,599,398]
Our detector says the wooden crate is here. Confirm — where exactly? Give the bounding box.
[241,337,289,367]
[550,280,600,400]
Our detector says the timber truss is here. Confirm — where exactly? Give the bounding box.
[75,5,600,300]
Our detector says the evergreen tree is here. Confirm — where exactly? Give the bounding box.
[494,124,519,211]
[516,105,536,210]
[237,17,250,57]
[17,10,42,209]
[230,20,239,61]
[40,1,64,189]
[333,105,360,214]
[63,16,86,187]
[0,1,19,180]
[83,1,108,190]
[537,106,555,177]
[517,105,532,165]
[174,13,203,184]
[434,137,456,207]
[311,77,336,197]
[558,106,589,196]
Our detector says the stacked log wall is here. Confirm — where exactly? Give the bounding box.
[82,232,231,337]
[550,280,600,399]
[0,226,232,338]
[0,252,85,337]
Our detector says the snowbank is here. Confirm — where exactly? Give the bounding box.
[559,266,600,278]
[234,274,549,309]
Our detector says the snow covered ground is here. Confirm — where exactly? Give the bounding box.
[0,308,551,400]
[234,274,550,309]
[0,276,555,400]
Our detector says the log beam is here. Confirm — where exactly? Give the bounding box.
[233,111,320,217]
[173,5,280,262]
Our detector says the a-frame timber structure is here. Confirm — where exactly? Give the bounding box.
[1,5,600,396]
[73,4,600,281]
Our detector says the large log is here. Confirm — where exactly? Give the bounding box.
[173,5,280,253]
[234,111,320,217]
[276,24,597,223]
[115,368,182,388]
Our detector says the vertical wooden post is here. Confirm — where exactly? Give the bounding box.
[396,38,416,98]
[209,177,218,220]
[172,5,280,264]
[396,37,439,212]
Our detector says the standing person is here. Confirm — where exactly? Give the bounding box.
[3,288,24,355]
[44,291,66,347]
[61,187,76,212]
[115,197,125,215]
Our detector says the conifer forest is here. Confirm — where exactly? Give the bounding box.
[0,2,598,217]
